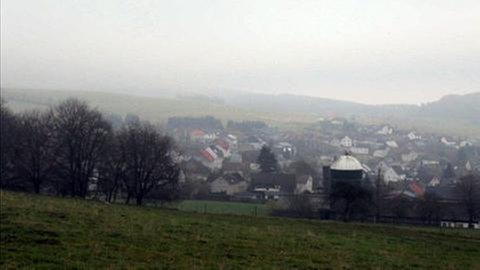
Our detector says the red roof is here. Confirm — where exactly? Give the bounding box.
[200,149,215,162]
[409,182,425,197]
[215,139,230,151]
[191,129,206,137]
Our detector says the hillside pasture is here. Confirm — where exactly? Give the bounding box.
[1,191,480,269]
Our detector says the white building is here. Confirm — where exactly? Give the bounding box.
[377,126,393,135]
[373,148,390,158]
[401,151,419,163]
[340,136,353,148]
[386,141,399,148]
[378,163,405,183]
[295,175,314,194]
[441,137,457,147]
[210,174,248,195]
[350,147,370,155]
[408,131,421,141]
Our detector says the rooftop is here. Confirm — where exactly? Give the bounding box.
[331,155,363,171]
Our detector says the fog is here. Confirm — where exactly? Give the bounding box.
[1,0,479,104]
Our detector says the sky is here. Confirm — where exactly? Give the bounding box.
[1,0,479,104]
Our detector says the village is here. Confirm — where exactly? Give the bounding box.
[166,116,479,226]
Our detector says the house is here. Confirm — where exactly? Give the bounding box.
[428,176,441,187]
[441,221,480,229]
[241,150,261,164]
[222,161,249,176]
[250,173,296,199]
[466,161,472,171]
[214,139,230,154]
[408,131,421,141]
[181,158,211,182]
[384,190,418,201]
[191,129,206,139]
[330,138,341,147]
[386,140,399,149]
[401,151,419,163]
[201,147,217,162]
[421,160,440,166]
[384,167,405,183]
[378,162,404,183]
[238,143,256,152]
[200,147,223,170]
[460,140,473,148]
[295,175,313,194]
[274,142,296,159]
[331,120,344,126]
[377,125,393,135]
[226,134,238,152]
[246,136,265,150]
[210,173,249,195]
[340,136,353,148]
[441,137,457,147]
[229,153,243,163]
[350,147,370,155]
[408,181,425,198]
[373,148,390,158]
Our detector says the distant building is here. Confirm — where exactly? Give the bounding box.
[441,137,457,147]
[408,131,421,141]
[329,154,364,182]
[378,162,405,183]
[428,177,441,187]
[377,125,394,135]
[295,175,314,194]
[386,140,399,149]
[373,148,390,158]
[251,173,296,200]
[350,147,370,155]
[210,173,249,195]
[340,136,353,148]
[401,151,418,163]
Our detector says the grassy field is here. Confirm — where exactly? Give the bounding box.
[170,200,269,216]
[1,191,480,269]
[1,89,318,125]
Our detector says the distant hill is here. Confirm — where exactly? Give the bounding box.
[1,88,479,136]
[0,89,317,125]
[226,92,480,136]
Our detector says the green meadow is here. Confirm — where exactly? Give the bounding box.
[1,191,479,269]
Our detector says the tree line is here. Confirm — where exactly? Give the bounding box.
[0,99,179,205]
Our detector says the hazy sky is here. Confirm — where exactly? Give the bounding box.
[1,0,479,104]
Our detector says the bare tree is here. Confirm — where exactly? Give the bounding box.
[456,174,480,228]
[97,136,125,203]
[373,168,386,223]
[287,194,316,218]
[50,99,112,198]
[330,180,372,221]
[0,100,19,188]
[13,111,55,193]
[118,121,179,205]
[419,192,443,225]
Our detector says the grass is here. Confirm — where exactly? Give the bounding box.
[171,200,269,216]
[2,89,318,126]
[1,191,480,269]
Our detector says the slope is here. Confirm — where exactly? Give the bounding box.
[1,191,479,269]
